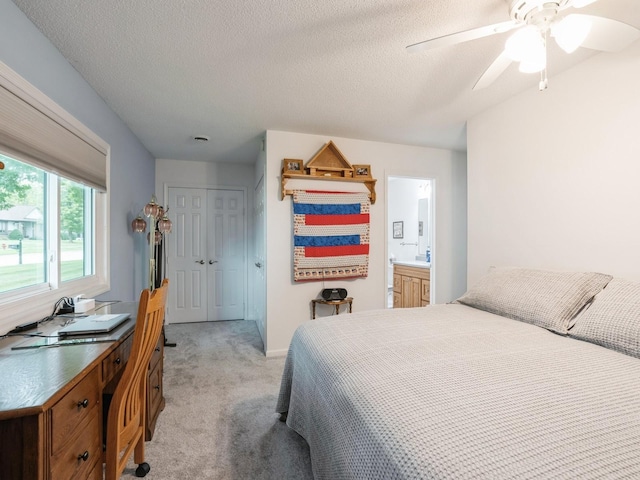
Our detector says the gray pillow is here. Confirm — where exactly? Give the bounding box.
[569,278,640,359]
[456,267,612,334]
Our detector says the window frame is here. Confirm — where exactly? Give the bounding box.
[0,61,110,335]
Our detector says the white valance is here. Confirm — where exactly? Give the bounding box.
[0,65,108,191]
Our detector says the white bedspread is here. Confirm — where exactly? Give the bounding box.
[276,304,640,479]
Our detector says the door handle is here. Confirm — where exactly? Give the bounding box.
[255,262,262,268]
[209,260,218,264]
[196,260,205,264]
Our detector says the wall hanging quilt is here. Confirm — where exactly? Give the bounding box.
[292,190,370,282]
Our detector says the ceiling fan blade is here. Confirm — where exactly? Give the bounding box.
[576,14,640,52]
[406,20,519,54]
[571,0,598,8]
[473,50,513,90]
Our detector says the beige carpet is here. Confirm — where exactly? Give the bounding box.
[120,320,313,479]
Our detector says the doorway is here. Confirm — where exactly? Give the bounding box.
[387,177,434,307]
[165,187,246,323]
[252,175,266,340]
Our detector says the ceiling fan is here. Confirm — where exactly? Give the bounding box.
[407,0,640,90]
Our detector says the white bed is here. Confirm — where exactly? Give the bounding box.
[277,268,640,479]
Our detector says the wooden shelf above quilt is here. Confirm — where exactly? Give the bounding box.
[281,172,377,204]
[280,140,377,204]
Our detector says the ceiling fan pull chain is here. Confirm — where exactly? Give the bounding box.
[539,70,548,91]
[539,29,549,91]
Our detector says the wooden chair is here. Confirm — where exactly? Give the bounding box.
[104,279,168,479]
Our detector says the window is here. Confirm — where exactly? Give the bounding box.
[60,176,94,282]
[0,62,109,335]
[0,151,108,334]
[0,155,96,295]
[0,155,46,293]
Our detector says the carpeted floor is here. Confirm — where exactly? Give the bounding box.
[120,320,313,479]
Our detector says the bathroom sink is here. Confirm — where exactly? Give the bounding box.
[392,260,430,268]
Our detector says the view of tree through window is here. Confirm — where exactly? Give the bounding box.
[60,177,92,282]
[0,155,45,293]
[0,154,93,294]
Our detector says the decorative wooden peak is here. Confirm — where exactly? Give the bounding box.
[306,141,353,178]
[280,140,377,204]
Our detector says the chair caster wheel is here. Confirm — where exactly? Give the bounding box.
[135,463,150,477]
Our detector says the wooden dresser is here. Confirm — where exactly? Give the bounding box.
[146,332,165,440]
[0,302,165,480]
[393,263,430,308]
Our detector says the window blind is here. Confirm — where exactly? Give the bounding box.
[0,82,107,191]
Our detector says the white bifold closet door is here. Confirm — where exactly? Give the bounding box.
[166,187,245,323]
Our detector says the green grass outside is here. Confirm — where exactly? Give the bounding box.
[0,263,44,293]
[0,260,84,293]
[61,260,85,282]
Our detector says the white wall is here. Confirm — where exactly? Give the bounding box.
[388,178,424,263]
[467,41,640,286]
[156,158,255,201]
[264,130,467,356]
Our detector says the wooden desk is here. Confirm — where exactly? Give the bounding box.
[311,297,353,319]
[0,302,165,480]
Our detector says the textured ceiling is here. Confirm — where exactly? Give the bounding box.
[11,0,640,163]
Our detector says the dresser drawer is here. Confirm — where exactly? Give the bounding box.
[149,334,163,370]
[146,332,165,441]
[50,367,100,454]
[86,458,104,480]
[50,410,101,480]
[148,361,163,419]
[102,333,133,385]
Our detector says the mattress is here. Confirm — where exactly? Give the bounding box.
[276,304,640,479]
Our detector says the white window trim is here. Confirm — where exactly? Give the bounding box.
[0,62,110,335]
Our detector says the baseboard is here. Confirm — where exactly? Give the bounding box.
[265,348,288,358]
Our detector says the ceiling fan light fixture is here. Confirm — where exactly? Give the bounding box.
[552,14,592,53]
[505,26,544,62]
[519,54,546,73]
[408,0,640,90]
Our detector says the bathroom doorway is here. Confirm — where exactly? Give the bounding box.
[387,177,434,308]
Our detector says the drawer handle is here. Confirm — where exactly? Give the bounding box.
[155,347,160,352]
[77,398,89,409]
[154,384,160,390]
[114,357,121,365]
[78,451,89,462]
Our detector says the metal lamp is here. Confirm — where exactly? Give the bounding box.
[131,195,172,290]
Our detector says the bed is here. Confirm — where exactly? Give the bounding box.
[276,268,640,479]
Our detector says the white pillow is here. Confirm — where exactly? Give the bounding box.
[570,278,640,358]
[456,267,612,334]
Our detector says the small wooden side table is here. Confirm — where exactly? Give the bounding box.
[311,297,353,319]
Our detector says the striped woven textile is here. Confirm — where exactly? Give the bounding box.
[292,190,370,282]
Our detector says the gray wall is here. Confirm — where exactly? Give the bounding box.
[0,0,155,301]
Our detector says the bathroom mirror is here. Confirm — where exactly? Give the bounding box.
[418,197,430,259]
